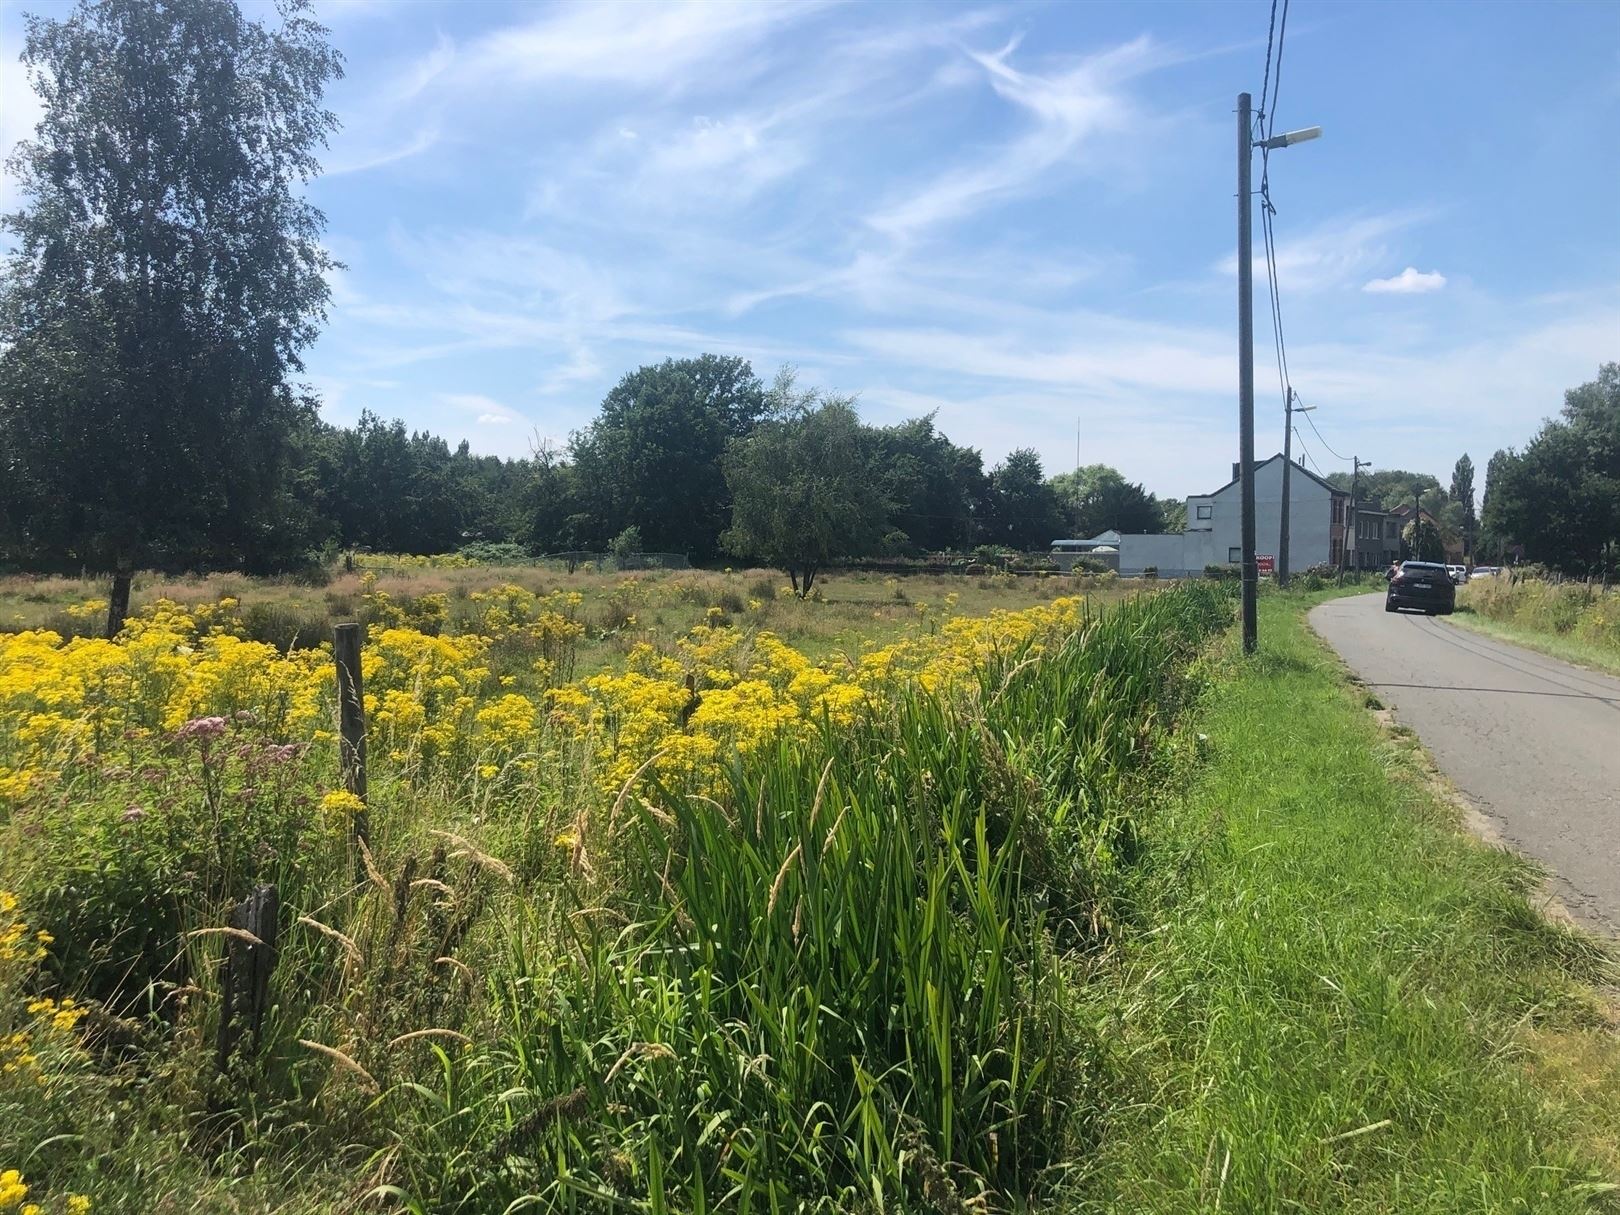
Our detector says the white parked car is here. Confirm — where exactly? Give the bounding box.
[1446,564,1467,585]
[1469,566,1501,581]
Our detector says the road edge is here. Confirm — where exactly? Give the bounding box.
[1304,602,1593,937]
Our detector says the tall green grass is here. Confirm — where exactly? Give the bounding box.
[1456,577,1620,675]
[374,585,1231,1212]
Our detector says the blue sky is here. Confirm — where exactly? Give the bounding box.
[4,0,1618,498]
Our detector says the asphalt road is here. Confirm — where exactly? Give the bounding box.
[1310,592,1620,933]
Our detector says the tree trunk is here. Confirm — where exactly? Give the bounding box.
[106,561,133,639]
[802,566,817,598]
[789,568,800,596]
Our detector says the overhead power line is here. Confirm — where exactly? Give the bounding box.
[1300,400,1352,463]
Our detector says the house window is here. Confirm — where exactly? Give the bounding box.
[1228,546,1242,563]
[1385,521,1398,539]
[1196,504,1212,520]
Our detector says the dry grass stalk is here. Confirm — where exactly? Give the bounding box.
[807,757,834,830]
[607,747,668,834]
[767,842,803,915]
[357,839,390,892]
[186,926,265,947]
[388,1028,473,1049]
[410,877,456,897]
[428,829,514,883]
[299,1039,378,1090]
[603,1040,677,1084]
[821,803,850,854]
[296,914,362,965]
[434,955,475,983]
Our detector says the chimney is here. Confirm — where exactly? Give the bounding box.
[1232,461,1241,482]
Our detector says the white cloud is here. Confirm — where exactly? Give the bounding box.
[867,35,1158,241]
[1218,210,1436,294]
[437,0,823,94]
[1363,266,1448,295]
[441,391,526,427]
[322,124,440,177]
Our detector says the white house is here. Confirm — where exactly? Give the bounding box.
[1109,455,1350,576]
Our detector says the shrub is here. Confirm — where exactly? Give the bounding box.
[457,541,532,565]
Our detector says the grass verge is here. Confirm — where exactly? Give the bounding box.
[1070,590,1620,1213]
[1449,608,1620,678]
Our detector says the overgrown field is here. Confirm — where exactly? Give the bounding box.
[0,563,1124,676]
[1457,576,1620,674]
[0,573,1225,1212]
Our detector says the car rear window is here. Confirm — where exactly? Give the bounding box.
[1400,563,1448,575]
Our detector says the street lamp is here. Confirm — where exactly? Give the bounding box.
[1236,93,1319,653]
[1259,125,1321,150]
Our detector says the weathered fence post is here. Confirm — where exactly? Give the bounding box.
[334,622,368,848]
[215,883,279,1071]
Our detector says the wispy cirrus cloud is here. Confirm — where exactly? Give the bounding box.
[1363,266,1447,295]
[424,0,825,97]
[867,35,1159,242]
[1218,210,1438,294]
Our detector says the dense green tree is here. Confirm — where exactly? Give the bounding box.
[1326,469,1444,514]
[0,0,342,634]
[1402,519,1445,562]
[1449,454,1477,557]
[1481,365,1619,575]
[983,449,1064,551]
[1478,448,1514,562]
[1049,464,1171,536]
[868,414,985,552]
[1077,478,1165,537]
[722,395,888,597]
[1159,497,1188,532]
[570,355,766,558]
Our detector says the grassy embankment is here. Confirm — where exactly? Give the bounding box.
[4,576,1619,1212]
[0,576,1217,1213]
[1452,576,1620,676]
[1069,588,1620,1211]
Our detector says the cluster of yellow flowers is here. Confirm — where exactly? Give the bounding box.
[0,600,328,800]
[1,892,83,1092]
[1,589,1088,806]
[546,599,1086,792]
[0,892,51,970]
[0,1169,90,1214]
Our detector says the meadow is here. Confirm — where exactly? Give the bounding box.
[1457,575,1620,675]
[0,562,1218,1212]
[0,562,1126,676]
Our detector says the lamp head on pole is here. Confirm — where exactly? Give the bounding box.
[1258,125,1322,150]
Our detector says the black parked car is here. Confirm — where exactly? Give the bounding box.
[1385,561,1456,615]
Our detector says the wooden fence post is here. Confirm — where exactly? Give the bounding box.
[334,622,368,848]
[215,883,279,1071]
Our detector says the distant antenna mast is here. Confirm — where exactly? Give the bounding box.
[1073,416,1082,532]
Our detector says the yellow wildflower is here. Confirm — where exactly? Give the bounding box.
[319,790,366,817]
[0,1169,28,1210]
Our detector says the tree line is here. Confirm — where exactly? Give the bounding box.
[1480,364,1619,577]
[0,0,1181,626]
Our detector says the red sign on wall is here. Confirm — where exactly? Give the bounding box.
[1256,554,1276,574]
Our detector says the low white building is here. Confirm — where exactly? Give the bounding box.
[1110,455,1350,577]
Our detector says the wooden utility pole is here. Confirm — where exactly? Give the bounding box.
[1237,92,1258,653]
